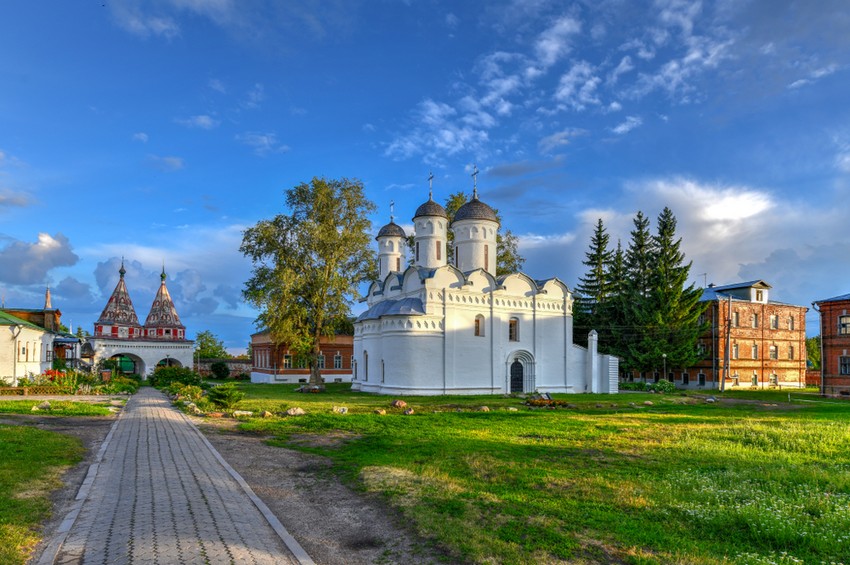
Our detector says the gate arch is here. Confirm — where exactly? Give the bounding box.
[506,350,535,393]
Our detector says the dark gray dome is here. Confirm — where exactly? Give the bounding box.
[376,221,406,239]
[453,197,499,223]
[413,198,447,219]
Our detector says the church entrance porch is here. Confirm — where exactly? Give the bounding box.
[506,351,535,393]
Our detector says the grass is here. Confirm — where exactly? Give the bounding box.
[0,401,115,416]
[225,383,850,564]
[0,425,85,565]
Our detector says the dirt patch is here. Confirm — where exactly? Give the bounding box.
[287,431,362,449]
[196,422,449,564]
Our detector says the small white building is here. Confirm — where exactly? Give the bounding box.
[0,310,54,386]
[84,262,193,377]
[352,179,618,396]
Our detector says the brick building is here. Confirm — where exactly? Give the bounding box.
[250,330,354,384]
[627,280,808,389]
[812,293,850,395]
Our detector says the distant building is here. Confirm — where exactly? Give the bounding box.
[83,262,193,377]
[635,280,807,389]
[812,292,850,395]
[0,287,80,385]
[250,331,354,384]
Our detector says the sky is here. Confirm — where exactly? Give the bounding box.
[1,1,848,353]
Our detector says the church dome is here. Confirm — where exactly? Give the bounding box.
[454,196,498,223]
[413,198,447,219]
[376,221,406,239]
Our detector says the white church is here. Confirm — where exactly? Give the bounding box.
[352,172,618,396]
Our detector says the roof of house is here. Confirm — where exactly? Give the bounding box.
[814,292,850,304]
[0,310,46,331]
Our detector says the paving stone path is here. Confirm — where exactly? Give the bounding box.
[40,387,311,565]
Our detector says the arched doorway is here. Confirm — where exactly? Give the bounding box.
[510,360,523,392]
[506,350,535,393]
[157,357,182,368]
[108,354,143,376]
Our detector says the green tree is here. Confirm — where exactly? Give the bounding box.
[240,177,377,387]
[409,191,525,275]
[614,211,655,373]
[194,330,229,359]
[601,240,628,358]
[806,336,821,369]
[635,207,707,373]
[574,218,613,347]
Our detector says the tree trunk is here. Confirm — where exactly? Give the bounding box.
[309,340,323,387]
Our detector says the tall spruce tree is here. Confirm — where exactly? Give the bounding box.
[616,211,655,373]
[574,219,613,347]
[600,239,627,358]
[638,207,707,373]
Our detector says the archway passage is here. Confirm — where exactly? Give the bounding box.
[109,354,140,375]
[510,360,524,393]
[157,357,182,368]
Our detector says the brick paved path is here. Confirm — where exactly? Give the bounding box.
[42,387,310,565]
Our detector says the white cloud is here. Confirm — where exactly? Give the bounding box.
[132,132,149,143]
[607,101,623,112]
[208,78,226,93]
[611,115,643,135]
[110,4,180,38]
[235,132,290,156]
[608,55,635,85]
[0,188,33,208]
[0,233,79,285]
[445,13,459,29]
[535,15,581,67]
[147,155,185,171]
[538,128,585,154]
[242,83,265,109]
[788,64,839,89]
[555,61,601,110]
[176,115,220,129]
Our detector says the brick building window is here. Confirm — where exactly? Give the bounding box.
[732,343,739,359]
[840,316,850,335]
[317,354,325,369]
[769,345,778,360]
[752,344,759,359]
[682,372,690,385]
[752,314,759,328]
[756,290,764,301]
[840,356,850,375]
[731,312,739,327]
[283,354,292,369]
[770,315,779,330]
[334,354,342,369]
[788,316,795,331]
[789,345,795,360]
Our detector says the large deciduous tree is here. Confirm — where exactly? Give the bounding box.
[240,177,376,387]
[194,330,229,359]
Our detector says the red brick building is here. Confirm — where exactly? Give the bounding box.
[812,293,850,395]
[250,330,354,384]
[625,281,809,389]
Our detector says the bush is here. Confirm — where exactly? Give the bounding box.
[210,362,230,380]
[149,366,202,388]
[620,381,648,391]
[207,383,244,410]
[649,379,677,394]
[169,383,204,403]
[234,372,251,381]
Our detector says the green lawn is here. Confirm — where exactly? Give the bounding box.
[0,401,114,416]
[229,384,850,564]
[0,426,85,565]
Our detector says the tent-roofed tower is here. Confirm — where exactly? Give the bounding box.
[143,266,186,340]
[94,260,144,339]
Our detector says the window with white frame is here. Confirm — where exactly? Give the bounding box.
[752,313,759,328]
[769,345,778,360]
[474,314,485,337]
[334,354,342,369]
[840,356,850,375]
[770,315,778,329]
[840,316,850,335]
[732,343,739,359]
[731,311,739,327]
[283,354,292,369]
[317,354,325,369]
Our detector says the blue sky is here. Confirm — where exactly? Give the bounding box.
[1,1,848,352]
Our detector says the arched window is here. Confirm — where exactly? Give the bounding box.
[396,257,401,271]
[436,240,441,261]
[415,242,420,263]
[474,314,485,337]
[509,317,519,341]
[363,351,369,381]
[485,244,489,271]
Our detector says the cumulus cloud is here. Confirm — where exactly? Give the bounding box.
[175,115,220,129]
[54,276,98,308]
[535,15,581,67]
[0,233,79,285]
[611,115,643,135]
[235,132,290,156]
[385,99,489,163]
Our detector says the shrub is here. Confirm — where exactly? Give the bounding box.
[149,366,202,388]
[210,362,230,380]
[234,372,251,381]
[207,383,244,410]
[170,383,204,403]
[620,381,648,391]
[649,379,677,394]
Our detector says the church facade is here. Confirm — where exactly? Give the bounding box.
[352,177,618,396]
[84,262,193,377]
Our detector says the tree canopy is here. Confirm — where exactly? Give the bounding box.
[194,330,229,359]
[241,177,376,386]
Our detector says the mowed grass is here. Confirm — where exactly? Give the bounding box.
[0,400,114,416]
[0,426,85,565]
[230,384,850,564]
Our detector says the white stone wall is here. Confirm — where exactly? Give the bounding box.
[377,235,405,280]
[452,219,498,275]
[89,338,194,378]
[412,217,447,269]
